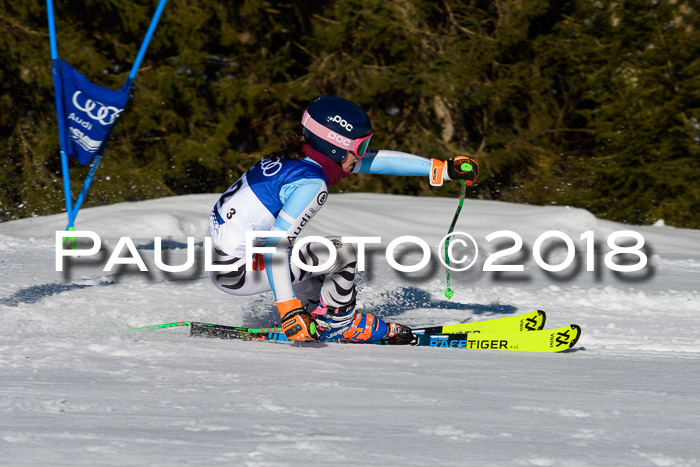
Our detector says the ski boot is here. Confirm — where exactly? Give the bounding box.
[311,295,413,345]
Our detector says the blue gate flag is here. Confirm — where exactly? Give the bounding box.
[47,0,167,238]
[53,59,130,166]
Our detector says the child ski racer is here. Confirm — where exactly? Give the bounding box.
[206,96,478,344]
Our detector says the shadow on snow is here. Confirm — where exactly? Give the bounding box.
[371,287,517,321]
[0,281,116,307]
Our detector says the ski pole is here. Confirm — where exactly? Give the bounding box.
[126,321,192,331]
[126,321,282,334]
[444,180,467,299]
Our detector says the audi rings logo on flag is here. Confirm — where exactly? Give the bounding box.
[72,91,124,126]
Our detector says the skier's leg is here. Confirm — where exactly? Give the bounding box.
[292,274,324,309]
[292,237,412,344]
[290,237,357,308]
[206,243,272,296]
[207,234,354,299]
[207,235,411,343]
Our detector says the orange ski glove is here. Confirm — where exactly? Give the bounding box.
[277,298,321,342]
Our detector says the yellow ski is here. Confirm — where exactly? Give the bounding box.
[414,324,581,352]
[414,310,546,335]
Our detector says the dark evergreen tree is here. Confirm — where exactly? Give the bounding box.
[0,0,698,227]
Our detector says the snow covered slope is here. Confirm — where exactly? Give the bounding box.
[1,193,699,466]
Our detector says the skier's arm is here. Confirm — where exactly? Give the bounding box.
[351,150,431,177]
[351,150,479,186]
[263,178,326,341]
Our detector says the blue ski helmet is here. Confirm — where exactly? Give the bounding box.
[301,96,373,164]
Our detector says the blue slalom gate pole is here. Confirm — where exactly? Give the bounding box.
[47,0,76,245]
[69,155,102,225]
[48,0,167,241]
[46,0,58,60]
[123,0,168,91]
[66,0,167,225]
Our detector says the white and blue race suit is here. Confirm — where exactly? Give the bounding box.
[206,149,437,309]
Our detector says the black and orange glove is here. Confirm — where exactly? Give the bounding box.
[277,298,321,342]
[447,156,479,185]
[430,156,479,186]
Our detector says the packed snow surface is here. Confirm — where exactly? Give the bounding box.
[1,193,699,466]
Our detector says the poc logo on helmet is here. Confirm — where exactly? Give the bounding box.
[328,115,353,132]
[326,131,352,147]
